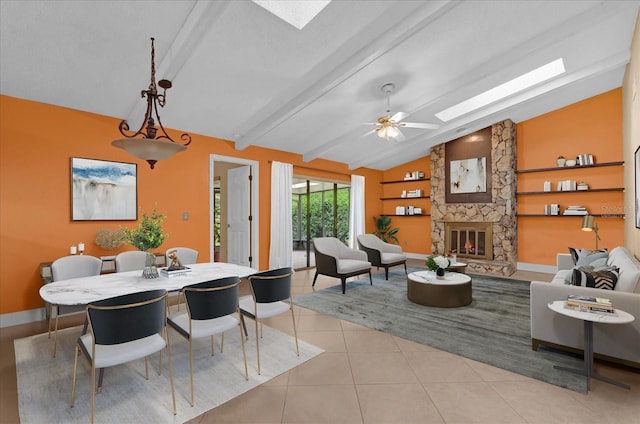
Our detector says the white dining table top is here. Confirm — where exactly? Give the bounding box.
[39,262,257,306]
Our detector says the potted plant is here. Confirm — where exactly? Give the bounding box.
[426,255,450,277]
[121,206,168,278]
[373,215,399,244]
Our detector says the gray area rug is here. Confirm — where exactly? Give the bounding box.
[15,324,323,423]
[295,267,587,393]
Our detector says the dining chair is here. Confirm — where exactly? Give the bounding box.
[70,289,176,424]
[165,247,199,266]
[239,267,298,375]
[167,276,247,406]
[115,250,149,272]
[49,255,102,357]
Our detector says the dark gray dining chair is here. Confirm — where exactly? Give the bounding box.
[70,289,175,424]
[167,276,247,406]
[239,267,298,374]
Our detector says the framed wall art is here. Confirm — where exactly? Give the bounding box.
[635,146,640,229]
[71,157,137,221]
[445,126,492,203]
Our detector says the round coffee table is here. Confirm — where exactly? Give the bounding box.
[407,270,472,307]
[447,261,467,274]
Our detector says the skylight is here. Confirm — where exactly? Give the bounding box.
[252,0,331,30]
[435,58,566,122]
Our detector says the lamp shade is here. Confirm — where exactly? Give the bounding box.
[581,215,595,231]
[112,138,187,161]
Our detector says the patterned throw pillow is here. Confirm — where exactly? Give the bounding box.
[568,247,608,266]
[571,266,619,290]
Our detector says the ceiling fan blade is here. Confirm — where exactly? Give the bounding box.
[399,122,440,130]
[395,129,406,141]
[363,128,378,136]
[390,111,407,122]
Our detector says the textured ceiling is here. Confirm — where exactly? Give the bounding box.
[1,1,638,170]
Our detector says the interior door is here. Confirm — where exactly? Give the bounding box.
[227,166,251,266]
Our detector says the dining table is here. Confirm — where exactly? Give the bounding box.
[40,262,257,306]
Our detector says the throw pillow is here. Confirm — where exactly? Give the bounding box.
[571,266,619,290]
[568,247,608,266]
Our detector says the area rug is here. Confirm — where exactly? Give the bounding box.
[15,324,323,423]
[294,267,587,393]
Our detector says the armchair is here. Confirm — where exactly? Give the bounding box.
[357,233,407,280]
[312,237,371,294]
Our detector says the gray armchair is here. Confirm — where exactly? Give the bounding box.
[312,237,372,294]
[357,233,407,280]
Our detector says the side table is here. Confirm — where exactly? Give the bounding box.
[547,300,634,390]
[446,261,467,274]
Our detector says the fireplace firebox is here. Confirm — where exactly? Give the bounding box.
[444,222,493,261]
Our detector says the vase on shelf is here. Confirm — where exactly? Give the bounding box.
[142,251,159,279]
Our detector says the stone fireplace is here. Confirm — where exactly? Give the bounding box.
[445,222,493,261]
[430,120,517,276]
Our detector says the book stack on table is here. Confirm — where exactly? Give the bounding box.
[160,266,192,278]
[566,295,615,314]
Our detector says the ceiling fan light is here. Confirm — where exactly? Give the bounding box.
[377,125,399,140]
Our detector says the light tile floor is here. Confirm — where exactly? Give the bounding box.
[1,260,639,423]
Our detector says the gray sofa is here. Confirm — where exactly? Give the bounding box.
[530,246,640,368]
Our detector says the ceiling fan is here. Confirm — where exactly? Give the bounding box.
[364,83,439,141]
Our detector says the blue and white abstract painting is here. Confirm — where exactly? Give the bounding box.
[71,158,137,220]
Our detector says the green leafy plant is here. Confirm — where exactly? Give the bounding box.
[121,206,168,251]
[427,255,450,271]
[373,215,399,244]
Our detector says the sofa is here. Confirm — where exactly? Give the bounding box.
[530,246,640,368]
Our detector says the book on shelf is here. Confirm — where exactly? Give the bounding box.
[160,266,192,278]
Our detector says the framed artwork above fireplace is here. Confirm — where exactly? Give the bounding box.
[445,126,492,203]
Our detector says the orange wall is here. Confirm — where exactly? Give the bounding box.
[516,89,624,264]
[0,95,381,315]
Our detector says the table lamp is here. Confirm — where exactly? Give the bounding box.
[581,215,600,250]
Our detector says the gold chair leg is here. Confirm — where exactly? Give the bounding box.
[238,322,248,380]
[290,306,300,356]
[255,318,261,375]
[144,356,149,380]
[70,345,79,407]
[91,364,96,424]
[165,329,176,415]
[221,332,225,352]
[52,309,60,357]
[210,335,215,356]
[189,339,194,407]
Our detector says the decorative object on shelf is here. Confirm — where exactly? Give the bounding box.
[121,205,168,278]
[581,215,601,250]
[556,156,566,167]
[577,154,595,166]
[426,255,450,272]
[95,228,127,249]
[565,159,577,166]
[78,242,85,255]
[373,215,399,243]
[112,38,191,170]
[71,157,137,221]
[577,182,589,191]
[563,205,587,216]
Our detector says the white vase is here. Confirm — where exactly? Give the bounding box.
[556,158,566,167]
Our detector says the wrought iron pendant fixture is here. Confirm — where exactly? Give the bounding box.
[112,38,191,169]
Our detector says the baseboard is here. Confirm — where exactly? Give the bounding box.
[0,307,45,328]
[517,262,556,274]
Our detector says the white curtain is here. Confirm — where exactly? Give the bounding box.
[269,161,293,269]
[349,174,365,248]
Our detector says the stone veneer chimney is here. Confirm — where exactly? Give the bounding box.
[430,120,517,276]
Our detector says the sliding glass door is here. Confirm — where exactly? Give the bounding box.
[292,178,350,270]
